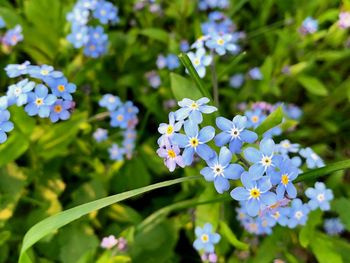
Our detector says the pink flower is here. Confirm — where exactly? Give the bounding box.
[100,235,118,249]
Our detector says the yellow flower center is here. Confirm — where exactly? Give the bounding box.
[282,142,290,148]
[250,188,261,199]
[167,150,176,159]
[40,69,49,76]
[261,156,272,167]
[166,125,174,135]
[272,211,280,219]
[217,38,224,45]
[281,174,289,185]
[54,105,62,113]
[57,85,65,92]
[190,102,199,109]
[194,59,200,65]
[117,114,124,121]
[189,137,199,147]
[89,45,96,51]
[35,98,43,106]
[201,234,209,243]
[252,115,259,123]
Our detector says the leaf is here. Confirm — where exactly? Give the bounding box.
[0,132,29,168]
[255,106,284,136]
[299,210,322,248]
[219,221,249,250]
[18,176,200,263]
[139,28,169,43]
[332,198,350,231]
[170,72,203,101]
[310,232,342,263]
[297,76,328,96]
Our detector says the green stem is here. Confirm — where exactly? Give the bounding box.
[87,111,110,122]
[210,50,219,107]
[247,20,289,39]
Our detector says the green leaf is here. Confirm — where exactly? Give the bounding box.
[297,76,328,96]
[0,132,29,168]
[255,106,284,136]
[170,72,203,101]
[332,198,350,231]
[18,176,200,263]
[138,28,169,43]
[219,221,249,250]
[310,232,342,263]
[299,210,322,248]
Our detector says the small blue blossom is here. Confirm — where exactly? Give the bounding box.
[158,112,183,144]
[4,61,31,78]
[305,182,333,211]
[187,48,212,78]
[45,77,77,101]
[193,223,221,253]
[286,198,310,228]
[6,79,35,106]
[229,73,244,89]
[145,71,161,89]
[214,115,258,154]
[200,146,244,193]
[156,138,185,172]
[2,25,23,47]
[110,107,128,128]
[93,0,119,24]
[99,94,121,111]
[93,128,108,142]
[175,97,217,123]
[230,172,276,216]
[67,25,89,48]
[49,99,72,122]
[24,84,57,118]
[0,109,14,144]
[198,0,229,10]
[180,40,190,52]
[263,126,282,138]
[300,17,318,35]
[299,147,325,168]
[172,120,215,165]
[156,54,167,69]
[205,33,240,55]
[276,139,300,156]
[67,4,90,25]
[28,65,63,80]
[83,38,108,58]
[108,143,125,161]
[243,138,277,180]
[166,54,180,70]
[244,109,266,128]
[324,218,345,236]
[248,67,263,80]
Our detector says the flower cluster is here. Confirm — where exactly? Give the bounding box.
[193,223,220,262]
[95,94,139,161]
[0,16,23,51]
[66,0,119,58]
[100,235,127,252]
[198,0,229,10]
[133,0,162,14]
[0,61,76,143]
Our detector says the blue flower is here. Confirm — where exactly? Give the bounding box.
[187,48,212,78]
[276,139,300,156]
[175,97,217,123]
[286,199,310,228]
[0,109,14,143]
[214,115,258,154]
[266,207,290,227]
[93,128,108,142]
[300,17,318,35]
[93,0,119,24]
[200,146,244,193]
[156,138,185,172]
[49,99,72,122]
[0,16,6,28]
[263,125,282,138]
[99,94,121,111]
[67,25,89,48]
[300,147,324,169]
[45,77,77,101]
[248,67,263,80]
[166,54,180,70]
[110,107,128,128]
[205,33,239,56]
[243,138,277,180]
[24,84,57,118]
[324,218,345,236]
[88,26,108,44]
[229,73,244,89]
[67,5,89,25]
[156,54,167,69]
[145,71,161,89]
[305,182,333,211]
[193,223,220,253]
[198,0,229,10]
[5,61,31,78]
[180,40,190,52]
[83,39,108,58]
[6,79,35,106]
[158,112,183,143]
[270,156,299,199]
[108,143,125,161]
[28,65,63,80]
[2,25,23,46]
[172,120,215,165]
[244,109,266,129]
[230,172,276,216]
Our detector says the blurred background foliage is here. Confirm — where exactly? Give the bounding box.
[0,0,350,262]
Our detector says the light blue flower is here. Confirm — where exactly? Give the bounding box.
[45,77,76,101]
[110,107,128,128]
[49,99,72,122]
[229,73,244,89]
[305,182,333,211]
[187,48,212,78]
[180,40,190,52]
[99,94,121,111]
[230,172,276,216]
[193,223,221,253]
[244,108,266,129]
[205,33,239,56]
[248,67,263,80]
[172,120,215,165]
[276,139,300,156]
[200,146,244,193]
[28,65,63,80]
[198,0,229,10]
[67,5,89,25]
[156,54,167,69]
[67,24,89,48]
[300,147,324,169]
[93,128,108,142]
[286,199,310,228]
[0,109,14,143]
[300,17,318,35]
[83,39,108,58]
[263,125,282,138]
[214,115,257,154]
[4,61,31,78]
[108,143,125,161]
[158,112,183,143]
[24,84,57,118]
[270,156,299,199]
[6,79,35,106]
[93,0,119,24]
[166,54,180,70]
[324,218,345,236]
[2,25,23,46]
[243,138,277,180]
[175,97,217,123]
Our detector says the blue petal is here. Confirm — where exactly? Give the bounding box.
[175,107,191,121]
[286,183,297,198]
[230,187,249,201]
[232,115,247,129]
[184,120,198,137]
[200,105,217,113]
[197,97,210,105]
[229,139,242,154]
[189,110,203,123]
[260,138,275,156]
[214,132,231,147]
[240,171,254,189]
[224,164,244,180]
[246,199,260,216]
[276,184,285,199]
[35,84,48,97]
[172,133,188,148]
[38,106,50,118]
[214,176,230,193]
[198,126,215,143]
[240,130,258,143]
[248,163,265,180]
[261,192,277,206]
[196,144,214,160]
[244,147,261,163]
[0,131,7,143]
[257,176,272,192]
[216,116,232,131]
[218,146,232,166]
[182,147,195,166]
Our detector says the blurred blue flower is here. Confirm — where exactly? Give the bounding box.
[263,125,282,138]
[276,139,300,156]
[300,17,318,35]
[229,73,244,88]
[2,25,23,47]
[205,33,239,55]
[166,54,180,70]
[175,97,217,123]
[24,84,57,118]
[172,120,215,165]
[49,99,72,122]
[286,198,310,228]
[110,107,128,128]
[230,172,276,216]
[305,182,333,211]
[156,54,167,69]
[7,79,35,106]
[93,0,119,24]
[248,67,263,80]
[93,128,108,142]
[193,223,220,253]
[99,94,121,111]
[187,48,212,78]
[0,109,14,144]
[5,61,31,78]
[200,146,244,193]
[244,108,266,128]
[243,138,277,180]
[83,39,108,57]
[180,40,190,52]
[300,147,324,169]
[324,218,345,236]
[108,143,125,161]
[29,65,63,80]
[214,115,257,154]
[198,0,229,10]
[67,25,89,48]
[145,71,161,89]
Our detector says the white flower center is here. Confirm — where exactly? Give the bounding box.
[311,153,318,160]
[230,127,241,138]
[14,87,22,96]
[295,211,303,220]
[317,193,325,202]
[212,164,224,177]
[18,64,26,70]
[260,155,273,168]
[194,59,200,65]
[108,96,116,103]
[282,142,290,148]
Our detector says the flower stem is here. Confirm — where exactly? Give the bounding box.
[87,111,110,122]
[210,50,219,107]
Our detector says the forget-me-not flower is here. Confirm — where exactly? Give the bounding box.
[0,109,14,143]
[156,138,185,172]
[99,94,121,111]
[193,223,221,253]
[45,77,77,101]
[6,79,35,106]
[175,97,217,123]
[93,128,108,142]
[24,84,57,118]
[49,99,72,122]
[205,33,239,56]
[324,218,345,236]
[187,48,212,78]
[305,182,333,211]
[300,147,324,169]
[4,61,31,78]
[287,198,310,228]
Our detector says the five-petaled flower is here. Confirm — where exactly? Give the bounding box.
[193,223,221,253]
[305,182,333,211]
